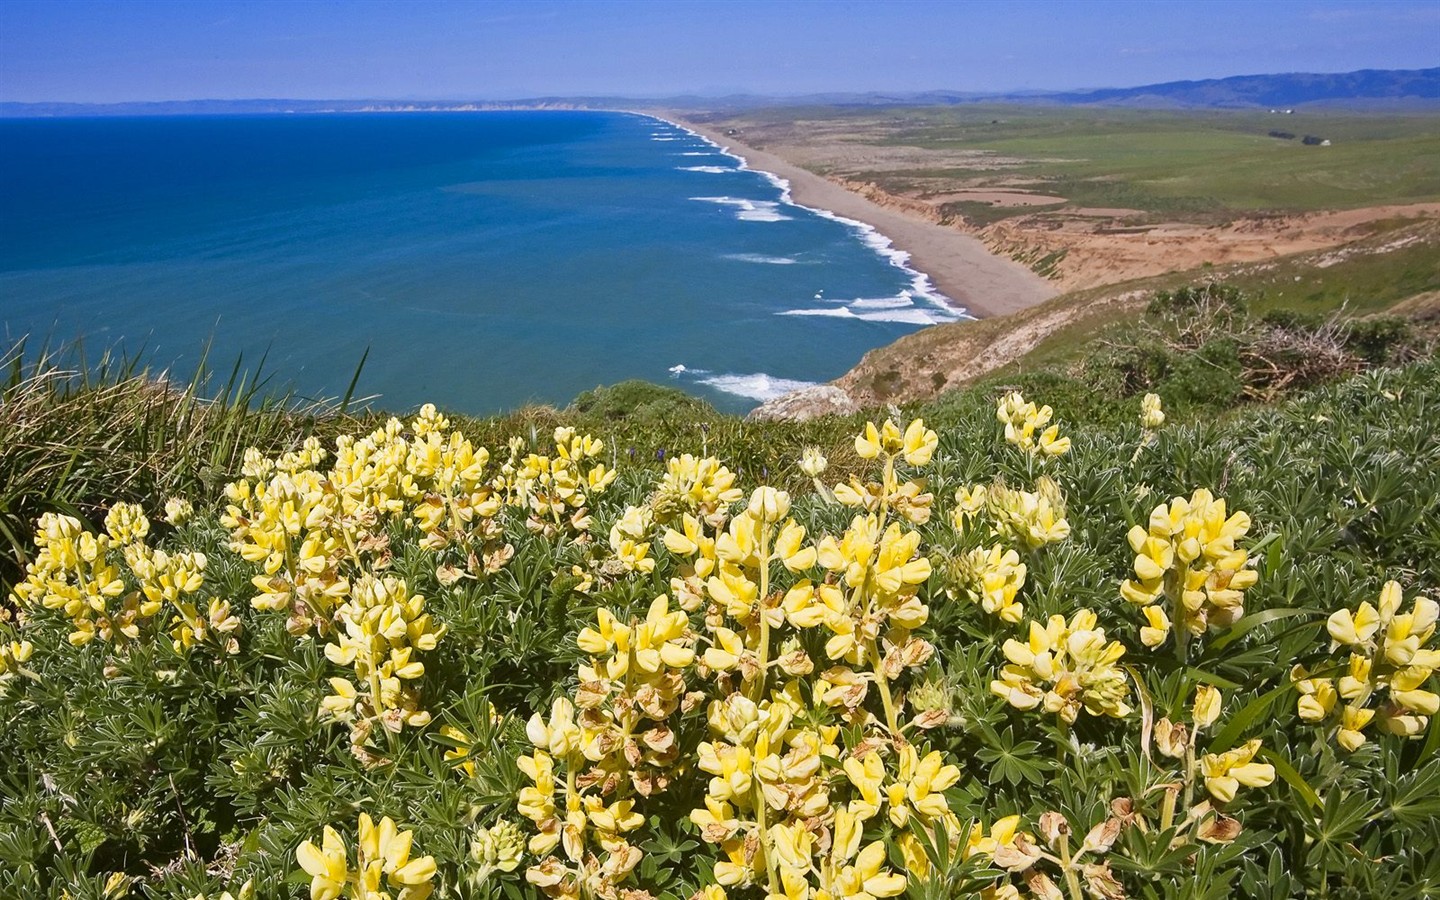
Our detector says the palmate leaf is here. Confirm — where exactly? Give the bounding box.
[975,739,1050,787]
[972,722,1058,788]
[1383,757,1440,827]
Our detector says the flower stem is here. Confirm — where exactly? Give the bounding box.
[1168,569,1189,665]
[1057,832,1084,900]
[870,641,900,735]
[752,525,772,703]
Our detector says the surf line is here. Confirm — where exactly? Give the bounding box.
[636,112,971,323]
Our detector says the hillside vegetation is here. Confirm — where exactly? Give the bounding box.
[834,216,1440,408]
[1,300,1438,898]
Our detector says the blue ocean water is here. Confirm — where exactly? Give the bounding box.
[0,111,964,415]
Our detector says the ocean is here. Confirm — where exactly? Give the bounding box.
[0,111,965,415]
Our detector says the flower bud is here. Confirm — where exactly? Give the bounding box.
[1141,393,1165,429]
[799,447,828,477]
[747,487,791,523]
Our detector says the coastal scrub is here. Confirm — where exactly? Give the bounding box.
[2,360,1439,899]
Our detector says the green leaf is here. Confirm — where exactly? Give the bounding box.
[1186,667,1243,691]
[1259,746,1319,810]
[1211,681,1296,750]
[1208,607,1316,653]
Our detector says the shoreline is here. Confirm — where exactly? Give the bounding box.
[657,113,1059,318]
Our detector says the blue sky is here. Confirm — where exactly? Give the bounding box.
[1,0,1436,103]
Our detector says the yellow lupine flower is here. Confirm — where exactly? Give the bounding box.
[996,392,1070,457]
[607,506,656,573]
[1303,581,1439,750]
[991,610,1131,723]
[1141,393,1165,429]
[987,480,1071,549]
[586,797,644,834]
[654,453,743,522]
[950,484,988,531]
[1391,665,1440,715]
[901,418,938,467]
[1139,605,1171,648]
[0,639,36,692]
[104,501,150,546]
[955,544,1027,623]
[965,815,1024,860]
[1291,665,1339,723]
[843,750,885,821]
[890,745,960,826]
[703,626,750,672]
[1193,685,1222,730]
[712,838,761,887]
[799,447,828,478]
[297,814,436,900]
[1337,703,1376,751]
[471,819,526,878]
[747,486,791,523]
[774,522,817,572]
[697,741,754,804]
[1200,738,1275,803]
[828,840,907,899]
[1120,488,1257,640]
[1036,425,1071,457]
[1328,600,1381,647]
[296,825,349,900]
[854,420,901,460]
[440,725,477,777]
[527,697,582,757]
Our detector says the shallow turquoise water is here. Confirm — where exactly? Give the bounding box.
[0,111,962,414]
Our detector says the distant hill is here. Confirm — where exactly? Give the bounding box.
[1049,67,1440,109]
[2,67,1437,117]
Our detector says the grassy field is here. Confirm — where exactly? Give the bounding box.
[713,105,1440,223]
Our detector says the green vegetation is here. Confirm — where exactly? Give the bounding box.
[1224,226,1440,317]
[724,105,1440,222]
[0,340,361,587]
[1,286,1439,897]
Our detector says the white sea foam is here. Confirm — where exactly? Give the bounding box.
[639,112,973,323]
[668,364,817,401]
[723,253,801,265]
[850,295,915,309]
[652,136,681,141]
[778,291,964,326]
[700,372,819,401]
[691,196,791,222]
[780,306,939,326]
[677,165,733,174]
[680,151,712,156]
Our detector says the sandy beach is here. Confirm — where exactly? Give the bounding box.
[667,115,1059,318]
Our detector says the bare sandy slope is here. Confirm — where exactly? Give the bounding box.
[983,203,1440,292]
[670,117,1059,318]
